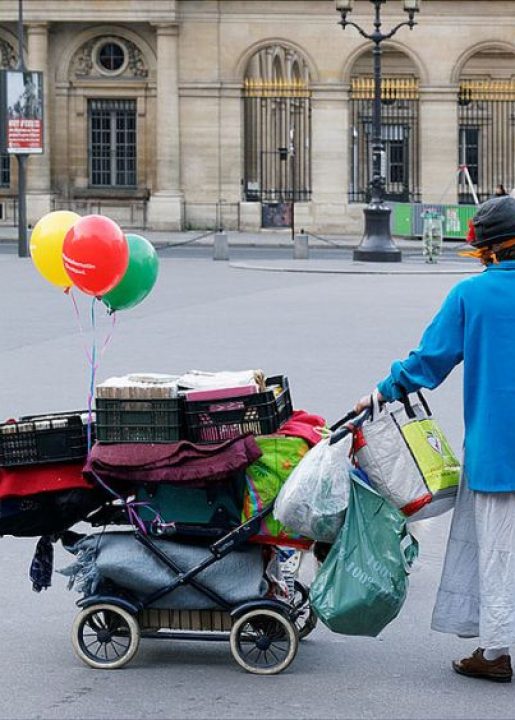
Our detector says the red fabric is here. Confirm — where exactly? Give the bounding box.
[352,428,367,452]
[400,493,433,517]
[277,409,327,446]
[466,218,477,244]
[0,462,91,500]
[84,434,262,487]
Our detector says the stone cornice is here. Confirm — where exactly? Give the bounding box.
[0,0,177,23]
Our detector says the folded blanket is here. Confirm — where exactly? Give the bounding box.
[0,462,92,500]
[60,531,267,609]
[84,434,262,488]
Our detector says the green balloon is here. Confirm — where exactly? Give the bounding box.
[102,234,159,312]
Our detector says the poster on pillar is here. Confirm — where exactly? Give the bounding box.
[0,70,44,154]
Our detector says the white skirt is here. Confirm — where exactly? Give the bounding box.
[431,477,515,649]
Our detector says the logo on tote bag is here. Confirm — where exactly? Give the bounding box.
[426,431,442,455]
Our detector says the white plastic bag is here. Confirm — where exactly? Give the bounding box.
[273,438,351,543]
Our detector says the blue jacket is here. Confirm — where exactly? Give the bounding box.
[377,260,515,493]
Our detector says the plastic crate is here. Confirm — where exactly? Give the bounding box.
[184,375,293,444]
[0,411,92,467]
[95,397,182,443]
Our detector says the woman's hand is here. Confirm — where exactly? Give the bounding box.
[354,390,384,414]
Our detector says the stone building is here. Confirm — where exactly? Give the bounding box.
[0,0,514,234]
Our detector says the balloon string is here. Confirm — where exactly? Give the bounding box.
[88,470,156,535]
[87,298,97,452]
[68,291,117,452]
[69,288,93,366]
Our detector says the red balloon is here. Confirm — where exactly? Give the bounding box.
[62,215,129,296]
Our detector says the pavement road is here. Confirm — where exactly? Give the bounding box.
[0,244,512,720]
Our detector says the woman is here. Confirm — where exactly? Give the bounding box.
[356,195,515,683]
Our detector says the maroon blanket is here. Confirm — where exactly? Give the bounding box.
[84,434,262,487]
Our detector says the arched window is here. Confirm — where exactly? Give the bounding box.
[243,44,312,223]
[458,48,515,203]
[349,48,420,203]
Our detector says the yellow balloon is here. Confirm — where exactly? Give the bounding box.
[30,210,80,288]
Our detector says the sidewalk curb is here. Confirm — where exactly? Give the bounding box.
[229,261,480,276]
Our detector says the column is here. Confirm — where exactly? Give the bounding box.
[419,87,459,204]
[27,23,52,222]
[147,23,183,230]
[310,86,355,234]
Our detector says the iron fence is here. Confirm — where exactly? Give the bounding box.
[349,77,421,204]
[458,80,515,204]
[243,79,312,204]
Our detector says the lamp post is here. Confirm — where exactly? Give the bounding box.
[336,0,420,262]
[16,0,29,258]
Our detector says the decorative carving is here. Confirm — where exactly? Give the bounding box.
[126,41,148,78]
[70,36,148,80]
[0,39,17,69]
[72,40,95,77]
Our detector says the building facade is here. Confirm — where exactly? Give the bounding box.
[0,0,514,233]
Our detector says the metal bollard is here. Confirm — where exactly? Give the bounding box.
[293,232,309,260]
[213,231,229,261]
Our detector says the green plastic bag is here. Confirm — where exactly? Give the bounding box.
[310,474,418,637]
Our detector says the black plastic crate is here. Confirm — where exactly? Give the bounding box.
[95,397,182,443]
[184,375,293,444]
[0,411,92,467]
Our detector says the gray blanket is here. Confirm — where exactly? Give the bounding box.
[60,531,267,609]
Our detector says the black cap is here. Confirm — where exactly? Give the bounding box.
[471,196,515,248]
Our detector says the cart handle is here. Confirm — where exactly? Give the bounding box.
[329,408,371,445]
[329,409,358,432]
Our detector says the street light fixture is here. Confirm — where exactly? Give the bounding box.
[336,0,421,262]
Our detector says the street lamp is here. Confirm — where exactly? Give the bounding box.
[16,0,29,258]
[336,0,420,262]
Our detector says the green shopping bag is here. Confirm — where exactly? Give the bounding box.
[309,474,418,636]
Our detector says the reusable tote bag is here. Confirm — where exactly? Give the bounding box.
[353,390,460,520]
[309,474,418,637]
[243,435,313,549]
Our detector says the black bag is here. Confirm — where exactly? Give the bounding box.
[0,488,105,537]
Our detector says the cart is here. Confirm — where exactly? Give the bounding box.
[70,502,316,675]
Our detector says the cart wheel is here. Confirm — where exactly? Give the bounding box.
[72,604,140,670]
[293,580,318,640]
[230,608,299,675]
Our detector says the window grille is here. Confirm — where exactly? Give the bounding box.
[458,80,515,203]
[0,153,9,187]
[243,79,312,203]
[98,42,125,73]
[349,77,420,203]
[88,99,136,187]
